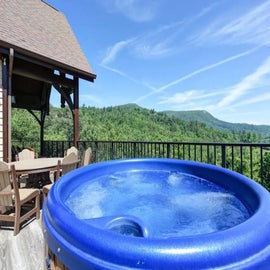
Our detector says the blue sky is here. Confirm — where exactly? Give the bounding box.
[46,0,270,125]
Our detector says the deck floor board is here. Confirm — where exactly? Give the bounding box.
[0,214,45,270]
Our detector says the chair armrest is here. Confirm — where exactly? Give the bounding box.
[0,190,14,196]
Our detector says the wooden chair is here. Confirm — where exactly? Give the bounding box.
[42,153,80,202]
[81,147,92,167]
[65,146,79,158]
[15,148,38,187]
[0,161,40,236]
[16,148,37,161]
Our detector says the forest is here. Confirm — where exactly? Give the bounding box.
[11,104,262,143]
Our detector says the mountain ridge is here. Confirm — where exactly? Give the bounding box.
[162,109,270,139]
[118,104,270,139]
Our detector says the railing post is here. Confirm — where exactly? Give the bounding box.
[111,142,114,160]
[167,143,170,158]
[133,142,136,158]
[221,145,226,168]
[94,141,98,162]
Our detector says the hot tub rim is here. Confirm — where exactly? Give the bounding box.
[43,158,270,269]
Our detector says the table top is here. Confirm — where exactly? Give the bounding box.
[9,157,63,174]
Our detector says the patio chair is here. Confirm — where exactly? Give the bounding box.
[42,153,80,202]
[65,146,79,158]
[15,148,39,187]
[0,161,40,236]
[15,147,38,161]
[81,147,92,167]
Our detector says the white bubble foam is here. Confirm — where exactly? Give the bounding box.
[167,173,182,186]
[64,170,250,237]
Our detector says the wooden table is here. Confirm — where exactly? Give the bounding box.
[9,158,63,188]
[9,158,62,175]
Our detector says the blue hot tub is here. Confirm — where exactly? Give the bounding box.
[43,158,270,269]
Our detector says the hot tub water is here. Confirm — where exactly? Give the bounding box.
[65,170,250,238]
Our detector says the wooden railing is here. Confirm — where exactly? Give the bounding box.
[12,140,270,190]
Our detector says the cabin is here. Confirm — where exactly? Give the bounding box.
[0,0,96,162]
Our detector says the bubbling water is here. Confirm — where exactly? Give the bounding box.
[65,170,250,238]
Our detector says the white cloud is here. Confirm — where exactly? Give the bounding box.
[98,0,159,22]
[101,38,135,66]
[158,89,224,105]
[216,56,270,108]
[159,90,205,105]
[100,4,218,65]
[131,3,217,59]
[131,21,184,59]
[161,91,197,104]
[231,92,270,108]
[101,21,184,66]
[157,89,226,112]
[191,0,270,46]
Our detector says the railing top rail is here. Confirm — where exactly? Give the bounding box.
[73,140,270,147]
[12,139,270,150]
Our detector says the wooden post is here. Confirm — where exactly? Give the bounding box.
[40,110,46,156]
[49,249,69,270]
[73,77,79,148]
[8,49,14,162]
[1,55,9,162]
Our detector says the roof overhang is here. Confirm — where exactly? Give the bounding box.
[1,42,96,113]
[0,40,97,82]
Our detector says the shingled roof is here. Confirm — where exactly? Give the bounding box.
[0,0,96,81]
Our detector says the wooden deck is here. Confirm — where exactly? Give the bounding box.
[0,212,45,270]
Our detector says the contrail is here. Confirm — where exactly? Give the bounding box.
[134,47,259,103]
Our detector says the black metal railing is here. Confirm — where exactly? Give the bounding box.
[12,140,270,190]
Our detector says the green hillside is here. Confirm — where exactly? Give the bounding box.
[163,110,270,141]
[11,104,264,144]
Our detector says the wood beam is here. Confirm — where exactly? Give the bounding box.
[52,82,74,111]
[13,66,77,89]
